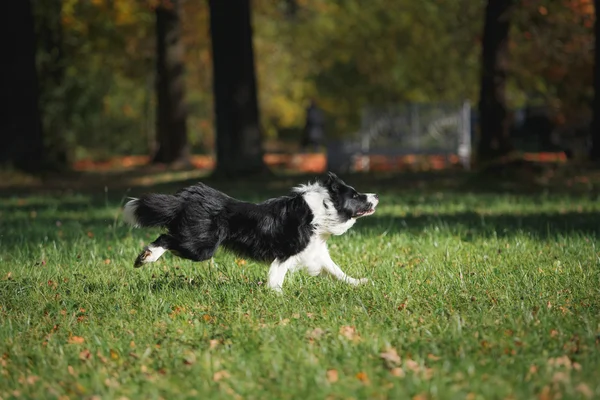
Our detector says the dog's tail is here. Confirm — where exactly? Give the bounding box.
[123,194,181,228]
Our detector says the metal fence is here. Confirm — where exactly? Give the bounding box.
[327,101,472,173]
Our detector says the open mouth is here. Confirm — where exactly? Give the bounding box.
[355,208,376,218]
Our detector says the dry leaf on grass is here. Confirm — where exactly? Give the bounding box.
[96,351,108,364]
[183,351,196,365]
[355,371,369,384]
[68,336,85,344]
[78,349,92,361]
[380,347,401,368]
[326,369,339,383]
[552,371,569,384]
[576,383,593,399]
[209,339,220,350]
[339,326,360,342]
[306,328,325,341]
[548,355,580,370]
[213,370,230,382]
[390,367,405,378]
[404,359,421,373]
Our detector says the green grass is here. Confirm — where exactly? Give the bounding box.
[1,173,600,399]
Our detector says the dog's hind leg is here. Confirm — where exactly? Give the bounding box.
[134,234,171,268]
[267,257,298,293]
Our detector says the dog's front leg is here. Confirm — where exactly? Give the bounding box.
[267,257,297,293]
[320,250,368,286]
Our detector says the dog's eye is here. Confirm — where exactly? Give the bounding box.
[353,193,359,199]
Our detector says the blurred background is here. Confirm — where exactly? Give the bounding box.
[1,0,599,181]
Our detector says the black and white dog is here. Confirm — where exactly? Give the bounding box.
[122,172,378,292]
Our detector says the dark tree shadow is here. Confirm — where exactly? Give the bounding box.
[357,210,600,239]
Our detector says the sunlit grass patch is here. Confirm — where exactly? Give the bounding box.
[1,180,599,399]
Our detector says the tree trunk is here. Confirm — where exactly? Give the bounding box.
[590,0,600,161]
[0,0,45,172]
[209,0,267,178]
[153,0,189,165]
[477,0,515,162]
[37,0,70,170]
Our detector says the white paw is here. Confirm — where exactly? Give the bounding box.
[267,284,283,294]
[358,278,369,285]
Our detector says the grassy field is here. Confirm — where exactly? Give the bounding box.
[1,170,600,399]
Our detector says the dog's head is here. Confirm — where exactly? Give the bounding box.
[323,172,379,221]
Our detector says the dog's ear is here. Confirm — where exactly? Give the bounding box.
[324,171,341,191]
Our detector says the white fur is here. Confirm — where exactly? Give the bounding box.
[366,193,379,212]
[266,181,371,292]
[293,182,356,236]
[144,245,167,263]
[266,235,368,293]
[122,198,140,227]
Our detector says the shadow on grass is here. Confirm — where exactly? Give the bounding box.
[357,210,600,239]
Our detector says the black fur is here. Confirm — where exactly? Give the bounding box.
[125,172,376,268]
[129,183,314,263]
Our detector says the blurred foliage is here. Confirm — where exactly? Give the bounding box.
[33,0,595,160]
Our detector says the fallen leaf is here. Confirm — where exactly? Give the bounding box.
[391,367,405,378]
[68,336,85,344]
[550,329,559,338]
[104,378,119,388]
[79,349,92,361]
[306,328,325,341]
[412,393,428,400]
[235,258,247,266]
[548,355,576,370]
[96,351,108,364]
[278,318,290,326]
[576,383,593,399]
[355,371,369,384]
[326,369,338,383]
[104,259,111,265]
[380,347,401,368]
[26,375,39,385]
[68,365,76,376]
[110,349,119,360]
[339,326,360,342]
[427,353,441,361]
[183,351,196,365]
[213,370,230,382]
[526,364,538,381]
[209,339,220,350]
[203,314,213,322]
[404,359,421,373]
[552,371,569,384]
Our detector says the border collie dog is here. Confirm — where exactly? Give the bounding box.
[122,172,378,292]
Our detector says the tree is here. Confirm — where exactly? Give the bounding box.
[153,0,189,165]
[477,0,515,162]
[209,0,267,177]
[36,0,70,169]
[0,0,45,172]
[591,0,600,161]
